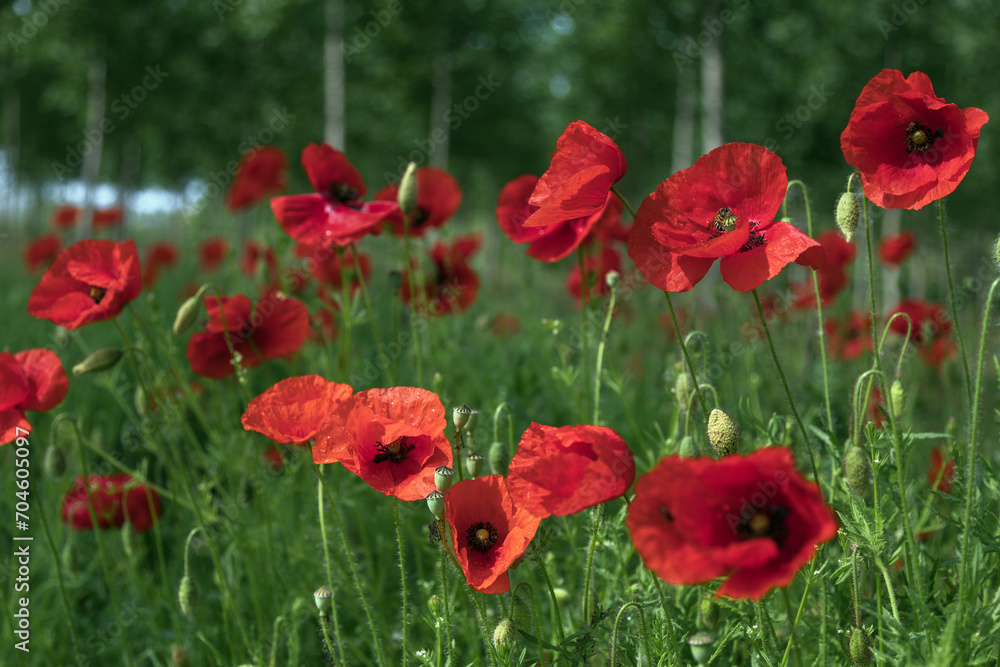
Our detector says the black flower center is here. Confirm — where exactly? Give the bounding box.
[465,521,499,551]
[372,437,415,464]
[410,208,429,229]
[739,221,766,252]
[736,504,789,547]
[328,182,361,205]
[905,121,944,154]
[88,286,107,303]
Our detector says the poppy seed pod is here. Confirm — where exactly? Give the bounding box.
[426,490,445,518]
[605,269,620,289]
[314,585,333,615]
[707,409,740,456]
[398,162,419,214]
[463,408,480,433]
[836,192,860,242]
[453,404,473,430]
[434,466,454,492]
[72,347,124,375]
[687,632,714,665]
[465,451,484,478]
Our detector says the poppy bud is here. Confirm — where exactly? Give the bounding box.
[134,384,150,419]
[836,192,860,242]
[44,444,66,477]
[698,596,718,629]
[605,269,620,289]
[171,644,192,667]
[426,490,445,518]
[314,585,333,616]
[54,326,71,349]
[844,445,872,497]
[848,626,873,666]
[687,632,714,665]
[72,347,124,375]
[677,435,698,458]
[465,451,484,477]
[398,162,419,214]
[427,594,443,617]
[706,409,741,456]
[510,593,533,631]
[434,466,453,491]
[994,234,1000,271]
[673,369,693,409]
[553,587,569,603]
[890,380,905,419]
[178,574,198,615]
[493,618,516,655]
[453,404,473,430]
[62,540,80,577]
[173,292,204,335]
[488,441,508,475]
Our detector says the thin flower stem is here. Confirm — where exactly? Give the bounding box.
[874,558,900,622]
[315,463,386,666]
[938,199,973,404]
[958,278,1000,621]
[752,289,820,483]
[33,484,83,657]
[338,246,353,379]
[350,241,386,373]
[534,557,566,642]
[580,505,602,624]
[756,599,776,664]
[395,498,410,667]
[578,247,593,420]
[402,210,423,387]
[665,291,710,423]
[320,615,343,667]
[610,601,652,666]
[593,277,618,424]
[778,576,811,667]
[440,550,453,665]
[316,476,346,658]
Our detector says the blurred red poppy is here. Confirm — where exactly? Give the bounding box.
[0,349,69,445]
[142,241,180,287]
[445,474,542,594]
[271,143,397,247]
[878,231,916,266]
[61,473,162,533]
[374,167,463,236]
[51,205,81,230]
[186,292,310,379]
[626,447,837,599]
[226,146,288,212]
[240,240,278,281]
[198,237,229,273]
[791,230,856,309]
[928,447,955,494]
[401,235,481,315]
[507,423,635,518]
[312,386,452,501]
[242,375,353,445]
[28,239,142,330]
[824,312,873,362]
[295,243,372,292]
[629,143,823,293]
[524,120,627,231]
[24,234,62,272]
[262,445,284,471]
[841,69,989,210]
[566,245,621,303]
[887,299,955,368]
[93,206,125,230]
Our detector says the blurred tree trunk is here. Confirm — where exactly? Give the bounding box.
[2,87,19,224]
[80,51,106,238]
[324,0,345,150]
[428,54,452,170]
[700,0,724,153]
[671,70,694,173]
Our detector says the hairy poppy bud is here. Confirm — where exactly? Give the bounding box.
[178,574,198,615]
[844,445,872,497]
[848,626,873,666]
[890,380,905,419]
[510,593,533,631]
[673,368,693,409]
[314,585,333,615]
[434,466,454,492]
[836,192,860,242]
[426,490,445,518]
[453,404,473,430]
[398,162,419,214]
[489,441,508,475]
[707,409,740,456]
[427,594,442,617]
[678,435,698,458]
[687,632,714,665]
[493,618,516,655]
[994,234,1000,271]
[465,451,484,478]
[72,347,124,375]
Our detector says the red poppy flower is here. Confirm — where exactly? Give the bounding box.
[24,234,62,272]
[198,237,229,273]
[242,375,353,445]
[0,349,69,445]
[445,474,542,594]
[507,423,635,518]
[93,206,125,230]
[270,143,397,247]
[523,120,627,231]
[295,243,372,292]
[312,386,452,501]
[586,196,628,246]
[887,299,955,368]
[61,474,162,533]
[791,230,856,310]
[401,235,481,315]
[226,146,288,212]
[374,167,463,236]
[262,445,285,470]
[142,241,180,287]
[51,205,81,230]
[841,69,989,210]
[626,447,838,600]
[240,240,278,281]
[824,312,873,362]
[928,447,955,494]
[497,174,622,263]
[629,143,823,293]
[867,387,886,427]
[878,231,916,266]
[186,291,310,379]
[566,245,622,303]
[28,239,142,330]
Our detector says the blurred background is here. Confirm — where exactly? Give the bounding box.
[2,0,998,240]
